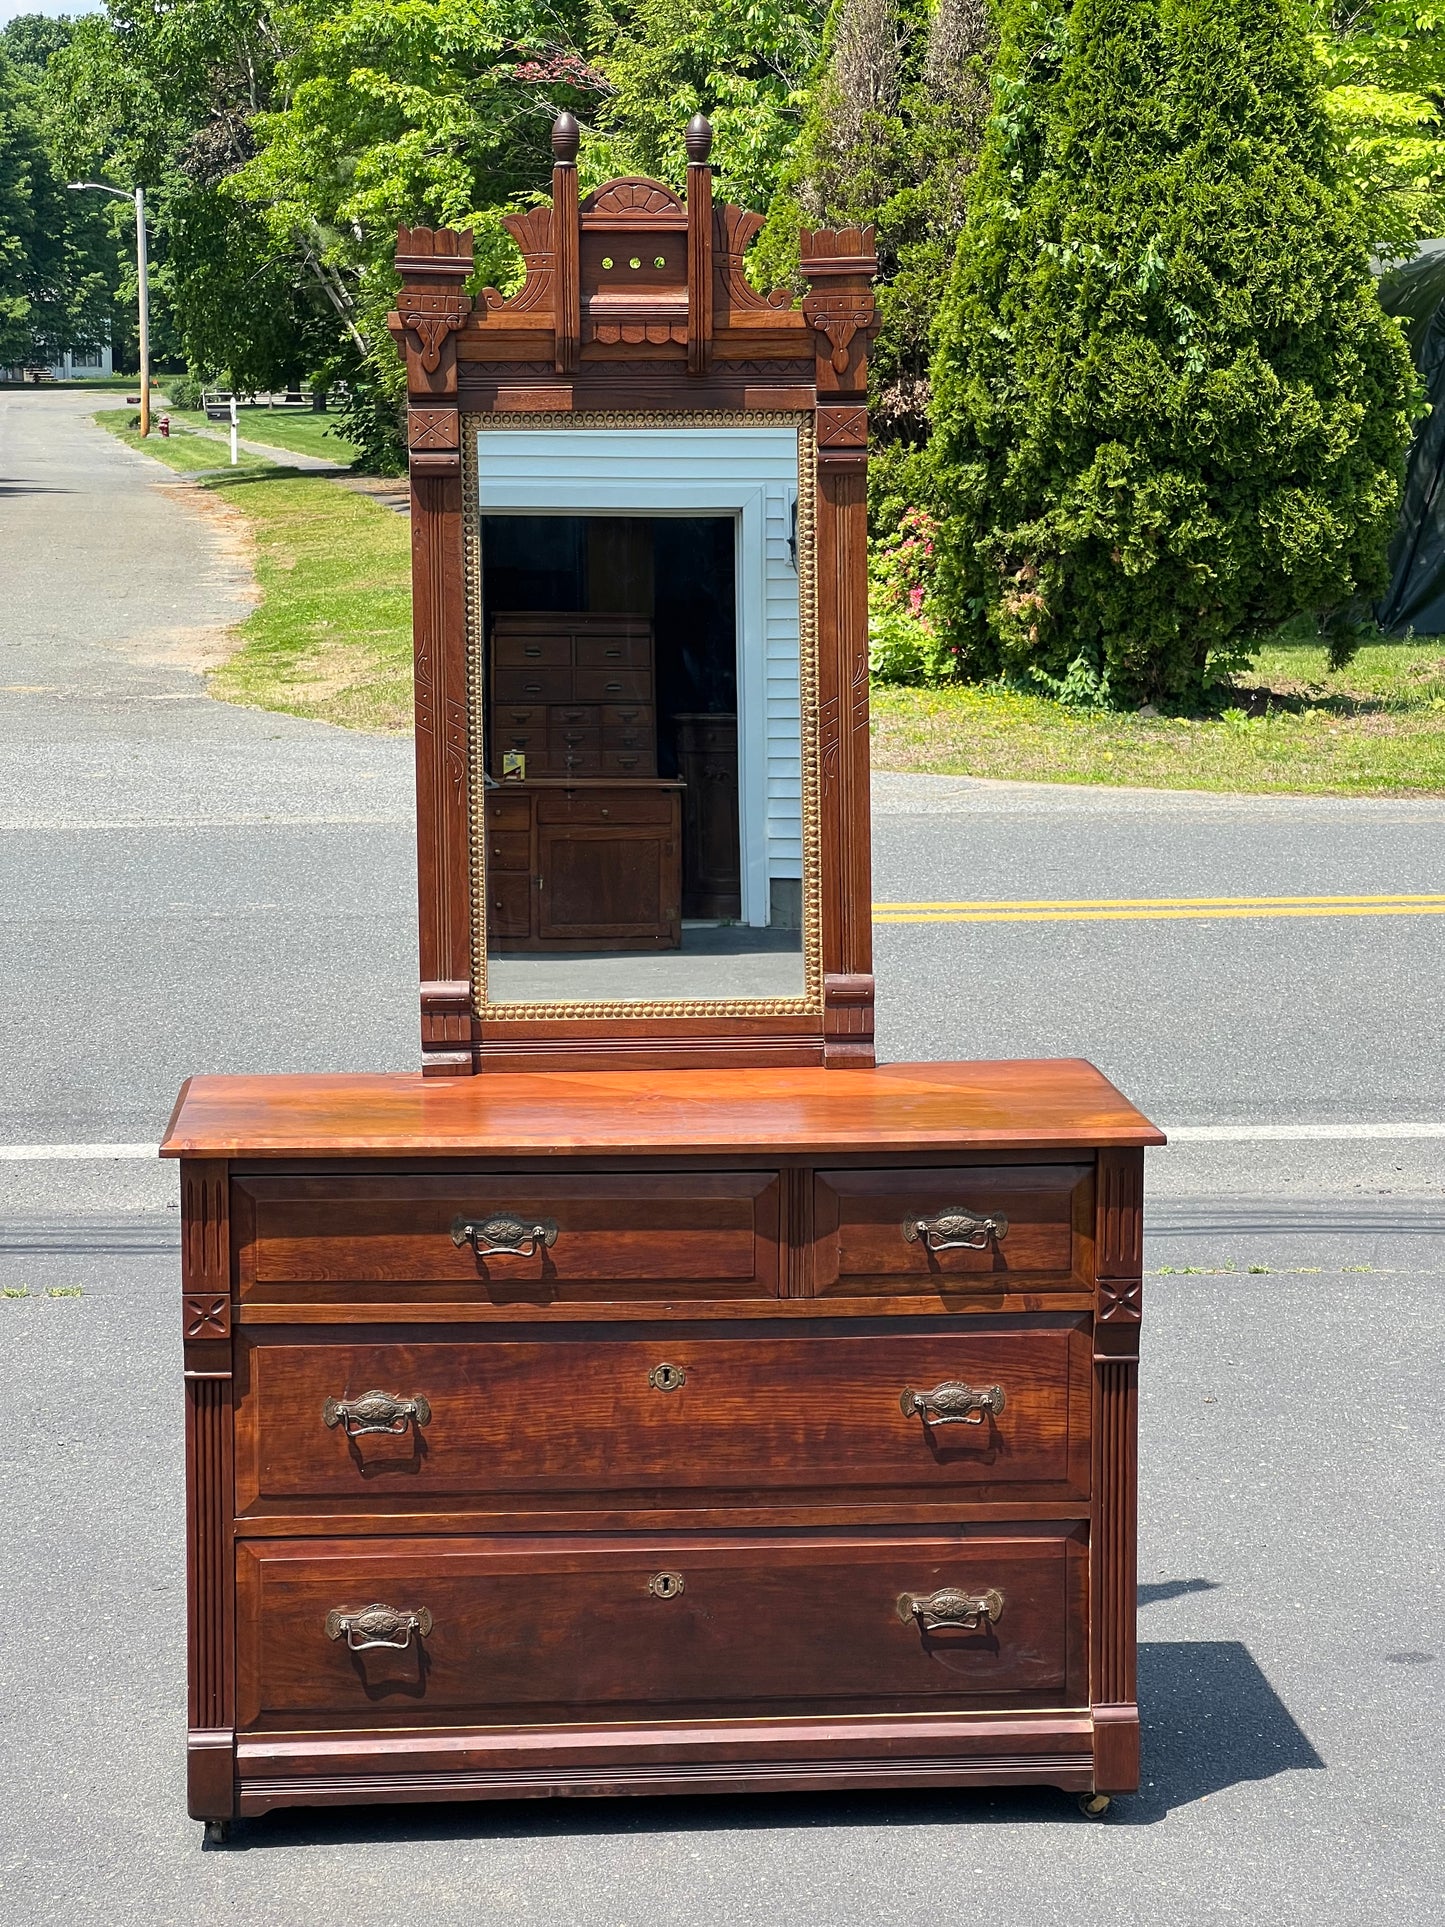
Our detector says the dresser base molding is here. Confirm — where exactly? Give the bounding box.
[233,1714,1103,1813]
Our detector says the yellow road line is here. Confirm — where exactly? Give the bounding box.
[873,893,1445,925]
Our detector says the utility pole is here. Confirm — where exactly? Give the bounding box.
[67,181,151,436]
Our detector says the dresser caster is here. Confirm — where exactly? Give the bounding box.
[1077,1792,1112,1818]
[202,1819,232,1846]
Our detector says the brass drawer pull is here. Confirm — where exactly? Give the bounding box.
[902,1208,1009,1252]
[451,1213,559,1258]
[323,1390,433,1438]
[325,1603,434,1652]
[897,1587,1003,1633]
[900,1381,1005,1426]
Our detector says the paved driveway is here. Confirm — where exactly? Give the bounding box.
[0,390,1440,1925]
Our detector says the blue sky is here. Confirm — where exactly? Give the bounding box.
[1,2,101,22]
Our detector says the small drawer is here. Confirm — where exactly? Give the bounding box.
[494,704,544,728]
[233,1170,780,1301]
[235,1529,1085,1729]
[575,635,651,668]
[493,669,575,702]
[602,727,651,752]
[548,726,600,752]
[491,727,546,757]
[553,748,603,775]
[534,789,676,827]
[813,1166,1093,1296]
[602,749,651,775]
[232,1319,1091,1515]
[486,831,530,872]
[487,872,531,937]
[492,635,571,667]
[552,704,600,728]
[602,704,654,730]
[575,669,651,702]
[484,792,530,830]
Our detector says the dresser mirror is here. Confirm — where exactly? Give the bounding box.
[468,419,815,1010]
[390,112,879,1072]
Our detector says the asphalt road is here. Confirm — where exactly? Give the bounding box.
[1,390,1441,1924]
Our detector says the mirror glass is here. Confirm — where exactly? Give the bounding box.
[470,424,811,1008]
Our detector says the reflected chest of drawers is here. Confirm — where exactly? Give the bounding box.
[166,1061,1160,1828]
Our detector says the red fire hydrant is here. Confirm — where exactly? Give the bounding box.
[158,414,171,438]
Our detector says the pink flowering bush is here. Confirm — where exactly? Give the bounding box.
[868,509,958,685]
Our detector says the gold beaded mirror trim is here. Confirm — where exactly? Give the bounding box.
[462,409,823,1019]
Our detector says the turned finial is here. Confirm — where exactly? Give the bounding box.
[685,113,713,164]
[552,112,580,164]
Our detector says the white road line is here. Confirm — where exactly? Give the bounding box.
[1166,1124,1445,1142]
[1,1124,1443,1160]
[0,1143,157,1161]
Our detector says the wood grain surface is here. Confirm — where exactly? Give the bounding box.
[235,1528,1086,1729]
[163,1059,1165,1158]
[231,1319,1092,1513]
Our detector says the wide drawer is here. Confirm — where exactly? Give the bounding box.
[534,789,676,827]
[575,669,651,701]
[233,1320,1092,1513]
[814,1166,1093,1296]
[235,1529,1086,1729]
[493,668,575,701]
[233,1171,780,1302]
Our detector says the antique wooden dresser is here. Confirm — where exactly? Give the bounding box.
[166,114,1161,1838]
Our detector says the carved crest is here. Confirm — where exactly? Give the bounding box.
[582,177,684,218]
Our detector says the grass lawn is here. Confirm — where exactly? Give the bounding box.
[97,409,412,731]
[872,635,1445,795]
[151,398,361,464]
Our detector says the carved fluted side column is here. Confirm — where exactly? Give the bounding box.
[181,1157,235,1821]
[803,226,878,1066]
[1092,1147,1144,1792]
[389,227,477,1073]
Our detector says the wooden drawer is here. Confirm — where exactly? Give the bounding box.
[551,703,599,727]
[492,634,570,667]
[548,725,600,752]
[553,747,602,775]
[484,792,530,832]
[234,1171,780,1302]
[491,726,546,759]
[575,669,651,702]
[534,789,676,826]
[602,749,651,775]
[235,1529,1086,1729]
[233,1320,1092,1513]
[814,1166,1093,1296]
[486,830,530,872]
[602,726,651,752]
[493,668,575,702]
[576,634,651,667]
[487,872,531,936]
[493,703,544,729]
[602,703,653,729]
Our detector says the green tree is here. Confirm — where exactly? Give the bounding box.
[1315,2,1445,259]
[929,0,1420,708]
[756,0,996,529]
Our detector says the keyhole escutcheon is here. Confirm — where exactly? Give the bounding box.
[649,1571,685,1599]
[649,1362,685,1392]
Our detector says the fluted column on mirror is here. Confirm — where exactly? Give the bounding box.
[389,227,477,1072]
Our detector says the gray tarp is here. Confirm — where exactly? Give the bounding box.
[1376,245,1445,636]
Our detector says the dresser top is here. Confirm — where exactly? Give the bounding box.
[161,1061,1164,1159]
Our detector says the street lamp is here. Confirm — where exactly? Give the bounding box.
[67,182,150,436]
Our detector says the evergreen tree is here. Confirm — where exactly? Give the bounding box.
[929,0,1420,707]
[757,0,996,528]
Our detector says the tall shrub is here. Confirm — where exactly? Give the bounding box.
[929,0,1420,707]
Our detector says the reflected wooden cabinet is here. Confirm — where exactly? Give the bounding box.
[485,781,683,950]
[673,713,740,920]
[490,613,656,779]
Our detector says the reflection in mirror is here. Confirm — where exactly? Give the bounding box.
[474,428,808,1007]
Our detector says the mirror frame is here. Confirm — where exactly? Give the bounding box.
[388,116,878,1075]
